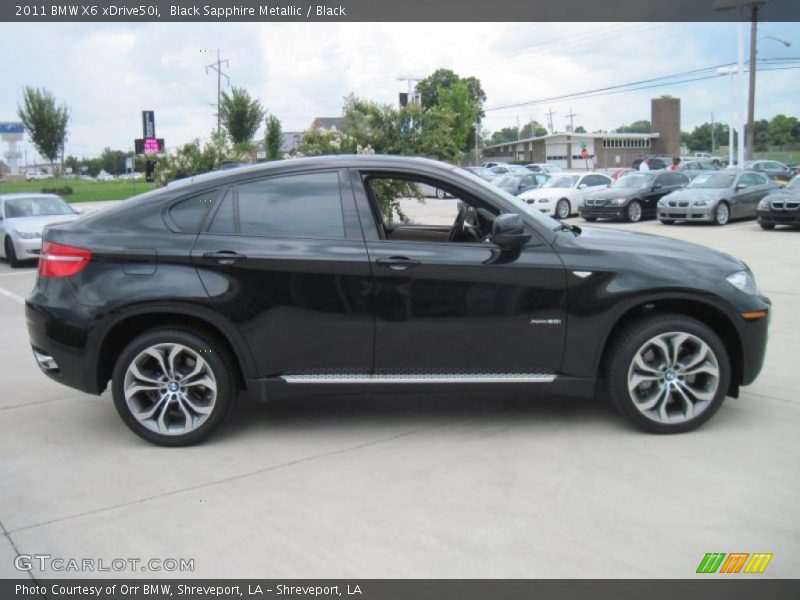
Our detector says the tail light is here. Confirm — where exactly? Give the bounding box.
[38,242,92,278]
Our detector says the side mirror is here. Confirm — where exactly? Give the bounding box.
[652,183,662,190]
[578,183,587,189]
[736,183,748,190]
[491,214,532,248]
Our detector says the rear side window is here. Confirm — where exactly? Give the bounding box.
[169,190,217,232]
[237,172,344,239]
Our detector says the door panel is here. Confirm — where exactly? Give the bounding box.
[365,240,567,374]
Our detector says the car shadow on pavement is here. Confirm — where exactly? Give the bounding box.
[215,391,625,442]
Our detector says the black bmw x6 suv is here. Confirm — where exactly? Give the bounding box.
[26,156,770,445]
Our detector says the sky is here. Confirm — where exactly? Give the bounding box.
[1,21,798,161]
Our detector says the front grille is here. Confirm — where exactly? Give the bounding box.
[771,200,800,210]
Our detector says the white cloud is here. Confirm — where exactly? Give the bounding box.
[0,21,796,161]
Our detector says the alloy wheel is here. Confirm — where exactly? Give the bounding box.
[556,199,570,219]
[715,203,730,225]
[627,201,642,222]
[123,343,217,435]
[626,331,720,424]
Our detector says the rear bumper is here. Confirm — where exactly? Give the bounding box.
[757,209,800,226]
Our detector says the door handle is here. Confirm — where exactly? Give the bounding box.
[203,251,247,265]
[375,256,421,271]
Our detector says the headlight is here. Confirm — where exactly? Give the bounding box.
[610,198,627,206]
[726,271,758,295]
[693,200,708,207]
[13,230,41,240]
[758,198,769,210]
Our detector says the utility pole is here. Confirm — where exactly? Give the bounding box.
[397,75,423,105]
[711,112,716,153]
[206,49,230,134]
[565,108,577,133]
[516,116,521,141]
[745,2,762,160]
[546,108,557,134]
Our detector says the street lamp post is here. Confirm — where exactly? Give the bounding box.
[716,66,739,166]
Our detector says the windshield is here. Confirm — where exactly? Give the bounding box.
[4,196,74,218]
[689,172,737,189]
[467,167,494,179]
[787,177,800,190]
[494,174,524,186]
[542,175,579,188]
[610,173,652,189]
[544,165,563,172]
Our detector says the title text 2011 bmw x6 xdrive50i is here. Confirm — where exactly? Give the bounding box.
[26,156,770,445]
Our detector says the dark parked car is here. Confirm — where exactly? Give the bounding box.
[757,176,800,230]
[657,170,777,225]
[580,171,689,222]
[492,172,549,195]
[744,160,794,185]
[26,155,770,445]
[632,156,673,170]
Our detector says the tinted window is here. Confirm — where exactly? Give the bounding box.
[238,172,344,239]
[209,188,236,234]
[752,173,769,185]
[169,190,217,232]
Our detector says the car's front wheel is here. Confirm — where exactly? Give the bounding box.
[626,200,642,223]
[713,202,730,226]
[4,237,21,268]
[606,314,730,433]
[759,221,775,230]
[111,327,237,446]
[555,199,571,219]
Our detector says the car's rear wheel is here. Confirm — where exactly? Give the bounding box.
[4,237,21,268]
[606,314,730,433]
[626,200,642,223]
[759,221,775,230]
[714,202,730,226]
[555,199,571,219]
[111,327,237,446]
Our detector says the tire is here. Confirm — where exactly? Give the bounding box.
[759,221,775,230]
[555,198,571,220]
[583,216,597,222]
[713,201,730,226]
[660,219,675,225]
[111,327,237,446]
[606,313,730,433]
[626,200,642,223]
[4,237,21,268]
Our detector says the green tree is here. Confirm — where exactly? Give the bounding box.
[752,119,769,151]
[615,120,651,134]
[17,86,69,172]
[155,132,243,185]
[766,114,799,148]
[264,114,283,160]
[574,125,587,133]
[218,87,266,148]
[415,68,486,116]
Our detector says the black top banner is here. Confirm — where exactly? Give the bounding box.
[3,0,800,22]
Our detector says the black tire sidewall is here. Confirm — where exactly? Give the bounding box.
[607,314,731,433]
[759,221,774,230]
[5,237,20,268]
[111,328,236,446]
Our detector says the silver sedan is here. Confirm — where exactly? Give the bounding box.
[0,194,81,267]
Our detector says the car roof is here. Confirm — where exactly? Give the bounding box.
[165,154,459,190]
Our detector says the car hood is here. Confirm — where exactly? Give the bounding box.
[762,187,800,201]
[518,187,573,201]
[585,187,642,200]
[562,226,744,283]
[661,188,725,202]
[6,214,81,233]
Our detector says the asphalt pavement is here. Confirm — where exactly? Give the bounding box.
[0,210,798,579]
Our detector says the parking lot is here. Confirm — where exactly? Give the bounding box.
[0,212,798,579]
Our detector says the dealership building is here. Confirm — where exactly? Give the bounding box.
[483,96,681,170]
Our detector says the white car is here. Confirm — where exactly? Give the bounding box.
[0,194,81,267]
[525,163,564,174]
[25,170,54,181]
[516,172,612,218]
[96,170,115,181]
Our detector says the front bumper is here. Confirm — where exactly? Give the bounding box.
[580,205,626,220]
[658,205,714,221]
[11,236,43,259]
[738,298,771,387]
[757,208,800,226]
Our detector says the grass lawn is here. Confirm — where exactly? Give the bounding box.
[0,178,157,203]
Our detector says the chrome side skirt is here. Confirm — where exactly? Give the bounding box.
[280,373,556,385]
